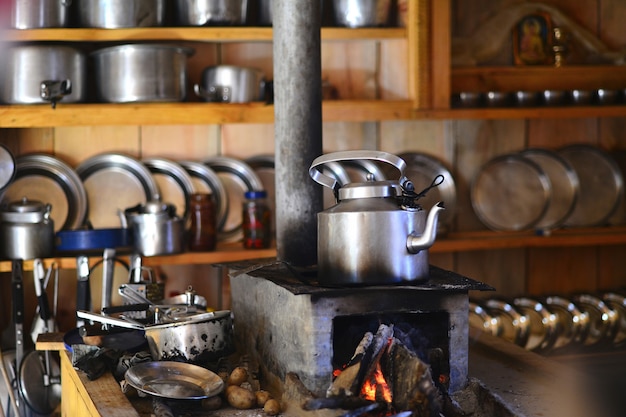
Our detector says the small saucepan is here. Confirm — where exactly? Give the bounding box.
[194,65,269,103]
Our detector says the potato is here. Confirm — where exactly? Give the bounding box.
[201,395,222,410]
[264,399,281,416]
[227,366,249,386]
[255,390,271,407]
[226,385,256,409]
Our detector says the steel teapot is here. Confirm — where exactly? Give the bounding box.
[309,150,444,285]
[122,200,185,256]
[0,197,54,259]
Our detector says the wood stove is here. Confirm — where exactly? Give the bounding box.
[227,259,492,400]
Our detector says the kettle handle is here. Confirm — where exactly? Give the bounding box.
[309,150,408,191]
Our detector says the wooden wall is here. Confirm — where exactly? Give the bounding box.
[3,0,626,333]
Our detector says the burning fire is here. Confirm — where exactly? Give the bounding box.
[361,362,392,403]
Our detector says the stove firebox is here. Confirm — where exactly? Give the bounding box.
[228,259,491,398]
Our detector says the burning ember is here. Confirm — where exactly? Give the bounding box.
[306,324,444,417]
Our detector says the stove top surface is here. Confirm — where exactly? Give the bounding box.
[225,258,493,296]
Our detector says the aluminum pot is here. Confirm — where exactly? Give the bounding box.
[309,150,444,285]
[0,45,86,106]
[77,309,235,364]
[332,0,392,28]
[0,198,55,260]
[10,0,73,29]
[91,44,194,103]
[175,0,248,26]
[122,201,185,256]
[77,0,167,28]
[194,65,266,103]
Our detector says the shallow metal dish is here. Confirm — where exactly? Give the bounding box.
[520,148,579,230]
[76,153,159,229]
[471,153,550,231]
[0,154,87,231]
[143,158,196,218]
[203,156,263,242]
[558,144,623,227]
[179,160,229,232]
[125,361,224,400]
[398,152,456,233]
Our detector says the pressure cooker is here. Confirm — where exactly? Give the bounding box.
[309,150,444,285]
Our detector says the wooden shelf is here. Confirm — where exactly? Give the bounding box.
[0,100,414,127]
[3,227,626,272]
[0,27,406,42]
[417,105,626,120]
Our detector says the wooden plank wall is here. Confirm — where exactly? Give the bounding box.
[3,0,626,332]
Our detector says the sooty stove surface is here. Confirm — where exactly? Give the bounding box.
[227,258,492,398]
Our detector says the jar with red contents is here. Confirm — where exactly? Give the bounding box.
[242,190,272,249]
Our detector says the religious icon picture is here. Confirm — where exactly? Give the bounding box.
[513,12,553,65]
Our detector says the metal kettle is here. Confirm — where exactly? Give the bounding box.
[0,197,55,260]
[122,200,185,256]
[309,150,444,285]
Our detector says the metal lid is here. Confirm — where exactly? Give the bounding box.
[1,197,50,223]
[337,180,401,200]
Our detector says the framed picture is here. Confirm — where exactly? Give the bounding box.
[513,12,553,65]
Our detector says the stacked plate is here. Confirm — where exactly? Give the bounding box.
[0,152,270,250]
[471,145,624,232]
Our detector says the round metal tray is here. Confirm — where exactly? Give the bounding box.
[179,160,229,231]
[0,153,87,231]
[143,157,195,218]
[76,153,159,229]
[471,154,550,231]
[520,148,579,230]
[558,144,624,227]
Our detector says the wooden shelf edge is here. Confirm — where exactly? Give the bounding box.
[0,100,414,126]
[4,227,626,272]
[416,105,626,120]
[0,27,406,42]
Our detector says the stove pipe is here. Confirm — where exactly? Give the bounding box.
[272,0,324,267]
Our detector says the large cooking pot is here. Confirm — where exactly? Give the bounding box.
[91,44,194,103]
[77,0,167,28]
[332,0,392,28]
[309,150,444,285]
[0,45,86,106]
[0,198,55,260]
[175,0,248,26]
[122,200,185,256]
[10,0,73,29]
[194,65,267,103]
[77,309,234,364]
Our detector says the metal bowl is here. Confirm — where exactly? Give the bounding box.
[569,89,593,105]
[485,91,511,107]
[514,91,538,107]
[596,88,619,105]
[452,91,482,108]
[542,90,565,106]
[332,0,392,28]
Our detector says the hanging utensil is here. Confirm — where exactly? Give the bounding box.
[76,256,91,328]
[101,248,116,311]
[30,260,55,344]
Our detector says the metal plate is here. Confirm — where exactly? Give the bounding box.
[471,154,550,231]
[0,144,16,191]
[521,148,579,230]
[76,153,159,229]
[399,152,457,233]
[558,144,624,227]
[245,154,276,234]
[0,154,87,231]
[204,156,263,242]
[179,160,228,231]
[125,361,224,400]
[143,158,195,218]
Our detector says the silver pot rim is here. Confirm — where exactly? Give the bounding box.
[90,43,195,58]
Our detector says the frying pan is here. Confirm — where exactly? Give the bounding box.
[55,227,131,254]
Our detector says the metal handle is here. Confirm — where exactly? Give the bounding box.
[194,84,232,103]
[309,150,407,191]
[40,79,72,109]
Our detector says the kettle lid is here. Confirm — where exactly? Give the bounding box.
[1,197,50,223]
[337,180,401,200]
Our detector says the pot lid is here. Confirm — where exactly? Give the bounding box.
[1,197,50,223]
[337,180,401,200]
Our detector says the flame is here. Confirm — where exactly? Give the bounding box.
[361,362,392,403]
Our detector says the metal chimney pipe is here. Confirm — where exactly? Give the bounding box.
[272,0,323,267]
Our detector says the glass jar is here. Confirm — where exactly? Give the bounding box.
[188,193,216,251]
[242,190,272,249]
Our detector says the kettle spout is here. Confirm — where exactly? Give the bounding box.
[406,202,445,254]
